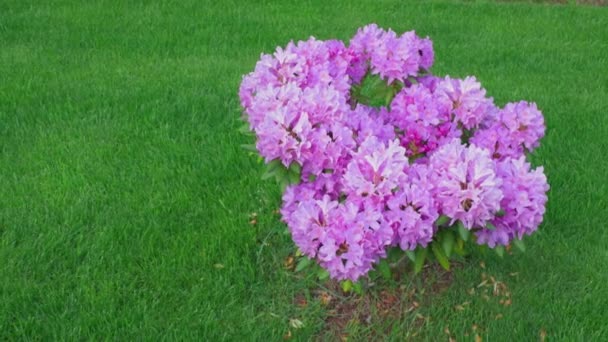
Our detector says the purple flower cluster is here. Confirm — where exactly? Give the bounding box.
[240,25,549,281]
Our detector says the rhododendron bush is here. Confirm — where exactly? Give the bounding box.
[238,24,549,284]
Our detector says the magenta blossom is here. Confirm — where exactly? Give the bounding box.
[242,24,549,281]
[429,139,503,229]
[476,157,549,247]
[435,76,495,130]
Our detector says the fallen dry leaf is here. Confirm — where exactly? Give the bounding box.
[319,291,332,306]
[284,256,294,269]
[289,318,304,329]
[475,334,482,342]
[283,330,292,340]
[540,328,547,342]
[295,296,307,308]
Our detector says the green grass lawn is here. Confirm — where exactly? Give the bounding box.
[1,0,608,340]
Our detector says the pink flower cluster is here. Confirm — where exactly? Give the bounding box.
[239,25,549,281]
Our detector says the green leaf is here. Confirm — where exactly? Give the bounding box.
[351,73,398,108]
[477,244,489,255]
[240,144,257,152]
[261,170,275,180]
[435,215,450,227]
[405,250,416,262]
[377,259,392,281]
[289,162,301,174]
[341,280,353,293]
[295,257,312,272]
[495,245,505,258]
[267,159,283,172]
[352,282,364,295]
[486,222,496,231]
[237,124,255,137]
[414,248,428,274]
[457,222,470,241]
[287,171,301,185]
[454,237,466,256]
[278,179,289,192]
[441,230,455,257]
[318,268,330,281]
[513,239,526,253]
[386,247,403,264]
[274,165,290,187]
[237,123,251,134]
[431,242,450,271]
[261,160,283,180]
[496,209,506,217]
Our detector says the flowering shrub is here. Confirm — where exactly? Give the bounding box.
[239,24,549,284]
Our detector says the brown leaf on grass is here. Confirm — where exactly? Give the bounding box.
[540,328,547,342]
[495,313,503,320]
[380,290,399,308]
[294,294,307,308]
[509,272,519,277]
[475,334,482,342]
[479,261,486,269]
[319,291,332,306]
[282,330,292,340]
[444,326,450,335]
[249,213,258,226]
[454,305,465,311]
[284,256,295,270]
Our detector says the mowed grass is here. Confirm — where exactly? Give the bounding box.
[1,0,607,340]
